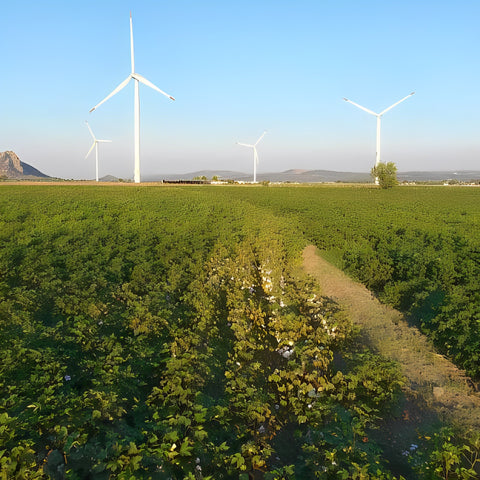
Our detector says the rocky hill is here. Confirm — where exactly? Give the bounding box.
[0,151,49,179]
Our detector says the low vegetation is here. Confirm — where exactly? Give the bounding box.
[225,185,480,379]
[0,185,479,478]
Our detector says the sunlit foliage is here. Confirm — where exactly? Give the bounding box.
[1,184,478,479]
[0,186,407,479]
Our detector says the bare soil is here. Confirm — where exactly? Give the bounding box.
[0,180,161,186]
[302,245,480,476]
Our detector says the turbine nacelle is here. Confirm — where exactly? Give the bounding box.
[344,92,415,118]
[343,92,415,176]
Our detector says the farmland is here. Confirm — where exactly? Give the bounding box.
[1,184,479,479]
[225,185,480,377]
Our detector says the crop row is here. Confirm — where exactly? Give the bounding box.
[0,186,408,478]
[1,185,479,479]
[220,185,480,378]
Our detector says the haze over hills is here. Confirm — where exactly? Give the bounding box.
[2,150,479,183]
[147,169,372,183]
[0,151,49,179]
[396,171,480,182]
[144,169,480,183]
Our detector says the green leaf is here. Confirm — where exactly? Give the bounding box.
[179,439,193,457]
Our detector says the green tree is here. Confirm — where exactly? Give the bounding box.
[371,162,398,189]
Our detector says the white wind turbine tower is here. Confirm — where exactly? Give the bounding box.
[343,92,415,183]
[89,13,175,184]
[236,131,267,183]
[85,121,111,182]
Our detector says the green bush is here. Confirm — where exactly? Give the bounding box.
[371,162,398,189]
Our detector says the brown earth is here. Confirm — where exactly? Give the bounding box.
[0,180,148,186]
[0,181,215,186]
[302,245,480,476]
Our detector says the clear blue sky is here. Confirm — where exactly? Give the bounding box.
[1,0,479,179]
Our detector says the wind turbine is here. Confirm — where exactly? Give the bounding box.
[343,92,415,183]
[89,13,175,183]
[85,121,111,182]
[236,131,267,183]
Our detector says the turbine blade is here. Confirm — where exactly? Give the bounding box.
[85,142,96,159]
[343,98,378,116]
[255,131,267,145]
[236,142,253,147]
[85,121,95,140]
[132,73,175,100]
[379,92,415,116]
[130,12,135,74]
[97,139,112,143]
[89,76,132,113]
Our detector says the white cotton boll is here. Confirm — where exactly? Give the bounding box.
[282,349,293,359]
[277,345,294,359]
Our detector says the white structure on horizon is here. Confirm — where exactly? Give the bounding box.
[89,13,175,184]
[85,121,111,182]
[343,92,415,182]
[236,131,267,183]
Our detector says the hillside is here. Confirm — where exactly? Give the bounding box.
[0,150,49,179]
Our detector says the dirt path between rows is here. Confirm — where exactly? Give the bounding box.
[302,245,480,431]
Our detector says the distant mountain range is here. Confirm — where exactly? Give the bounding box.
[0,151,49,179]
[397,171,480,182]
[143,169,371,183]
[2,150,479,183]
[143,169,480,183]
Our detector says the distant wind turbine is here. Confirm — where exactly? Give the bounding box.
[89,13,175,183]
[236,131,267,183]
[343,92,415,183]
[85,121,111,182]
